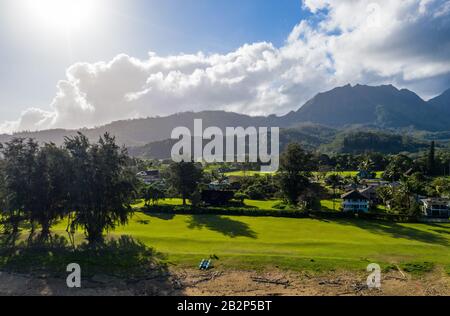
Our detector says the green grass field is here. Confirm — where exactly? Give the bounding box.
[224,170,275,177]
[243,199,280,210]
[136,198,345,212]
[225,170,384,179]
[320,199,343,212]
[51,212,450,273]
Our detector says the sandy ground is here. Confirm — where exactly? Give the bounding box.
[0,268,449,296]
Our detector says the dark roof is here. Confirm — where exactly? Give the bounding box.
[139,170,160,176]
[341,190,369,200]
[360,186,377,193]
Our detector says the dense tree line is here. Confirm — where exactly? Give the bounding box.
[0,133,137,246]
[139,140,450,214]
[2,134,450,242]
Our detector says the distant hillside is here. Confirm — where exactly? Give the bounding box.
[320,130,429,154]
[128,123,338,159]
[281,84,450,131]
[429,88,450,116]
[129,128,431,159]
[0,111,269,147]
[2,84,450,154]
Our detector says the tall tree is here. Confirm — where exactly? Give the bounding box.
[383,154,413,182]
[65,133,137,245]
[0,138,38,237]
[29,144,71,240]
[0,155,7,232]
[359,156,375,173]
[166,161,203,206]
[427,141,436,176]
[397,180,414,211]
[278,143,315,206]
[376,186,393,210]
[142,183,166,206]
[432,177,450,197]
[325,174,343,211]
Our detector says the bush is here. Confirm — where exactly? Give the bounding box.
[143,203,421,222]
[234,192,249,204]
[201,190,235,206]
[272,202,287,210]
[238,175,279,200]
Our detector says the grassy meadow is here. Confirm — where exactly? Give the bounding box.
[49,210,450,273]
[224,170,384,179]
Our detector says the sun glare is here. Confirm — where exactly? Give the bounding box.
[24,0,96,31]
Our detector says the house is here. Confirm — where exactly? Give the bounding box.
[359,186,379,204]
[208,180,230,191]
[404,168,414,177]
[389,181,401,188]
[420,198,450,218]
[343,183,359,192]
[136,170,161,184]
[227,176,242,190]
[357,170,375,180]
[341,190,370,213]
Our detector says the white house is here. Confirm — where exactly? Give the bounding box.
[341,190,370,213]
[420,198,450,218]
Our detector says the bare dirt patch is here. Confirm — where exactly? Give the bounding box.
[177,268,450,296]
[0,268,448,296]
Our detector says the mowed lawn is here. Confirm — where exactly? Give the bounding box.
[224,171,275,177]
[52,212,450,272]
[224,170,384,179]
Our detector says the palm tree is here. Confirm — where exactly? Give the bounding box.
[399,180,414,210]
[359,157,375,173]
[433,177,450,197]
[325,174,344,211]
[376,186,393,210]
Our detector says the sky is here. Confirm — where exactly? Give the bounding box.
[0,0,450,133]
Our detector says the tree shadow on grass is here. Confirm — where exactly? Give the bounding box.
[334,219,449,246]
[147,213,176,221]
[0,234,170,281]
[0,234,184,295]
[431,229,450,235]
[426,223,450,236]
[186,215,257,239]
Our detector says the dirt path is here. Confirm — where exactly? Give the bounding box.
[178,269,450,296]
[0,268,448,296]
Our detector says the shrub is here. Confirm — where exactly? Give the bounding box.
[233,192,249,204]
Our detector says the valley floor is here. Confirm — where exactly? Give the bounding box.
[2,211,449,296]
[52,212,450,272]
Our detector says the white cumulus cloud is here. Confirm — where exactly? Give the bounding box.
[1,0,450,133]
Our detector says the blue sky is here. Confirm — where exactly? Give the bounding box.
[1,0,450,133]
[0,0,307,121]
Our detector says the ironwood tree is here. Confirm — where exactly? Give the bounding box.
[166,161,203,206]
[64,132,137,246]
[278,143,316,206]
[29,143,71,240]
[0,138,38,237]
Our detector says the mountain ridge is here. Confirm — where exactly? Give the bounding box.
[1,84,450,148]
